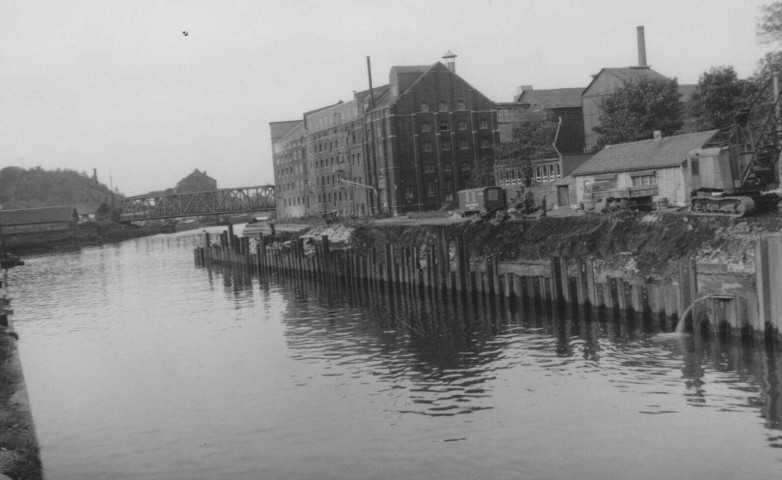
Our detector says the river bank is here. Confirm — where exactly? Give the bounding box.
[340,210,781,281]
[0,318,42,480]
[3,222,160,255]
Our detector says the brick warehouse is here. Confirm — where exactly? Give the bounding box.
[270,52,499,218]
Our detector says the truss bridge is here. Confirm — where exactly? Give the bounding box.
[119,185,275,222]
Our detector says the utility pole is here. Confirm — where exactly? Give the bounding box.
[365,56,378,215]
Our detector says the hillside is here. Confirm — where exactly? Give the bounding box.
[0,166,118,209]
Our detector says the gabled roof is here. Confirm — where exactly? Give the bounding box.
[303,101,343,118]
[179,169,216,183]
[571,130,718,176]
[516,88,583,108]
[582,67,667,96]
[389,65,430,76]
[395,63,439,98]
[0,206,78,226]
[278,121,305,145]
[269,121,301,142]
[355,85,390,104]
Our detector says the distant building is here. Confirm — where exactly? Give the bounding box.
[0,206,79,235]
[73,202,111,222]
[582,26,696,151]
[304,99,369,217]
[516,86,585,153]
[271,120,307,218]
[176,169,217,193]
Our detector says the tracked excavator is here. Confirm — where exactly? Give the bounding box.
[687,74,782,217]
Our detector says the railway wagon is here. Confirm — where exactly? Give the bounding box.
[457,186,507,217]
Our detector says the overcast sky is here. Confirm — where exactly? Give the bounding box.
[0,0,776,196]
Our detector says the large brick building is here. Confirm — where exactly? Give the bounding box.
[365,59,499,213]
[270,53,499,218]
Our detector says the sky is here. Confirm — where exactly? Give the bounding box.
[0,0,778,196]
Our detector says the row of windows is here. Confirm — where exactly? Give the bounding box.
[276,148,304,164]
[422,162,472,173]
[281,188,368,209]
[420,100,467,112]
[421,139,491,152]
[420,119,489,132]
[535,164,562,183]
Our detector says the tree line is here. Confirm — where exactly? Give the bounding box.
[0,166,118,210]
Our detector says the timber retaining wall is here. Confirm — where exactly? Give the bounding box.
[194,227,782,343]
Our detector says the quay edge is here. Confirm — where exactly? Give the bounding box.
[0,314,43,480]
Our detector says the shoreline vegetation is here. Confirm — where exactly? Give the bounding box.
[2,222,161,255]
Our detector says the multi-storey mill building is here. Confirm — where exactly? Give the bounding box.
[270,52,498,218]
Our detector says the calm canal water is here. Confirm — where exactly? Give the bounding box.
[8,229,782,479]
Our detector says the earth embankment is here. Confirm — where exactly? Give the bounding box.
[341,211,782,280]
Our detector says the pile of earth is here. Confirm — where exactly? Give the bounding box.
[337,211,782,281]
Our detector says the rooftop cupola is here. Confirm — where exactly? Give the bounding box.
[442,50,457,73]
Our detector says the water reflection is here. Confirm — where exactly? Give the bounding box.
[11,235,782,479]
[206,261,782,436]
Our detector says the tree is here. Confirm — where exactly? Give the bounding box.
[465,153,496,189]
[686,66,755,131]
[757,2,782,44]
[593,76,683,148]
[495,109,559,186]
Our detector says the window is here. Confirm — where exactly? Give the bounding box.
[459,139,469,150]
[424,164,435,173]
[632,174,657,187]
[440,122,450,131]
[443,163,453,172]
[439,101,448,112]
[420,102,429,112]
[421,122,431,133]
[691,159,700,175]
[479,119,489,129]
[426,182,436,197]
[480,139,491,148]
[422,141,433,152]
[456,100,465,110]
[461,162,471,171]
[458,121,467,131]
[404,186,414,200]
[441,140,451,151]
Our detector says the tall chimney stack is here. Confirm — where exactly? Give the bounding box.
[636,25,647,68]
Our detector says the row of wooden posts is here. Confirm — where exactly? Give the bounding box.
[193,225,781,342]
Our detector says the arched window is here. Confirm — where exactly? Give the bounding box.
[438,101,448,112]
[456,100,465,110]
[420,102,429,112]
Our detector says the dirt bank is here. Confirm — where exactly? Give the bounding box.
[332,211,782,281]
[0,324,42,480]
[4,222,159,255]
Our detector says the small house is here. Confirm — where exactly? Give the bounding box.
[73,202,111,222]
[571,130,718,209]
